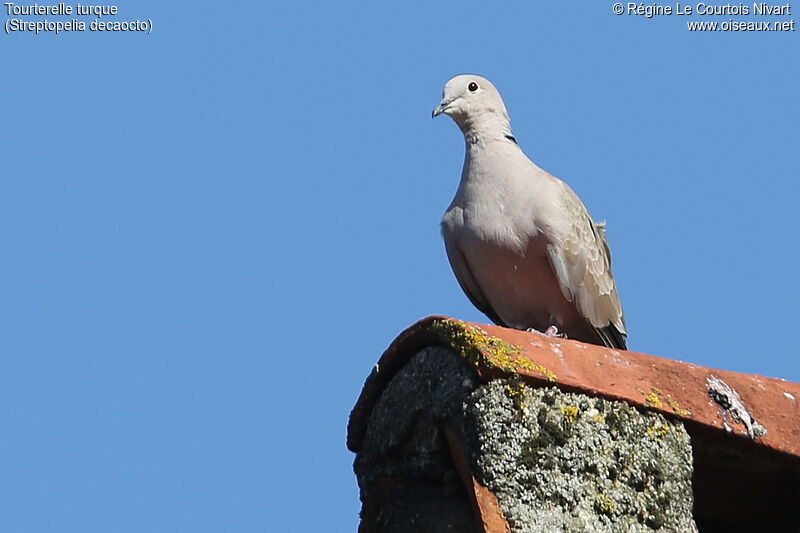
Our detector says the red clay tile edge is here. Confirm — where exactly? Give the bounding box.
[444,422,510,533]
[348,316,800,461]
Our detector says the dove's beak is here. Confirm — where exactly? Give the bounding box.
[432,102,449,118]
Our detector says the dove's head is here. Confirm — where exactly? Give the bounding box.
[432,74,511,133]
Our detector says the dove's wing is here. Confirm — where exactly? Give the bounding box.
[546,184,627,349]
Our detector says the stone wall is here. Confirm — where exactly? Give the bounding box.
[354,346,696,532]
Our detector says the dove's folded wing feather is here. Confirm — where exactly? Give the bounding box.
[546,185,627,344]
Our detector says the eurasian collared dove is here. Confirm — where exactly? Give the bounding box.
[433,74,627,349]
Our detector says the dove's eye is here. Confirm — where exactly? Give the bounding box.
[468,82,478,92]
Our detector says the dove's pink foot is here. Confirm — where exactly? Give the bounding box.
[544,325,560,337]
[526,325,567,339]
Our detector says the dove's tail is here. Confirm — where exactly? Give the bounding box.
[595,324,627,350]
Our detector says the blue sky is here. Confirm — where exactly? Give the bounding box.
[2,1,798,531]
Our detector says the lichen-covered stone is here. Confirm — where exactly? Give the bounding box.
[467,381,696,532]
[365,482,476,533]
[354,345,478,496]
[354,346,696,532]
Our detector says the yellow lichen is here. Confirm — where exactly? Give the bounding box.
[562,405,579,423]
[596,494,618,515]
[592,414,606,424]
[430,318,557,382]
[505,381,527,397]
[514,356,558,382]
[665,394,690,416]
[504,380,528,410]
[645,392,663,409]
[639,386,687,415]
[639,386,664,409]
[647,423,671,438]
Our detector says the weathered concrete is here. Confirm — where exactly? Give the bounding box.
[354,345,696,532]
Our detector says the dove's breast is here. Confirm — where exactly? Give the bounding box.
[440,140,592,333]
[454,225,580,331]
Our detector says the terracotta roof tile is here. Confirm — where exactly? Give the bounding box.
[348,316,800,462]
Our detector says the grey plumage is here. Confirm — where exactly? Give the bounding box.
[433,75,627,349]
